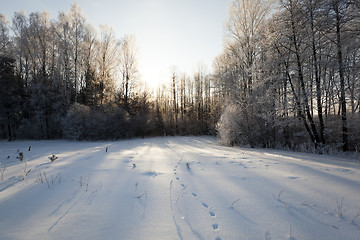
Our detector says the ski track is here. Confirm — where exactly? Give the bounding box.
[0,136,360,240]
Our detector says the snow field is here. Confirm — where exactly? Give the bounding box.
[0,137,360,240]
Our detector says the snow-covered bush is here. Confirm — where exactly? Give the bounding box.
[216,104,242,146]
[62,103,91,140]
[216,99,280,148]
[103,104,128,139]
[62,102,130,140]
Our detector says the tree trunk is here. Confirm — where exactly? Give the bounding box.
[290,6,321,147]
[334,0,348,151]
[309,1,325,145]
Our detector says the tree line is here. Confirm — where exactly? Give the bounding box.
[216,0,359,152]
[1,0,359,153]
[0,4,219,141]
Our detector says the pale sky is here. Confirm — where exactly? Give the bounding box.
[2,0,232,88]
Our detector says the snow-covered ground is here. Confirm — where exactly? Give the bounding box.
[0,136,360,240]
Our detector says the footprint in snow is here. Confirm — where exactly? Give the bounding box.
[192,192,198,198]
[289,176,299,180]
[212,223,219,230]
[181,184,185,187]
[209,211,215,217]
[202,202,209,208]
[176,177,179,180]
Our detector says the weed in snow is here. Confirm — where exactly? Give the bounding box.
[36,171,61,188]
[51,173,62,185]
[272,190,290,210]
[289,224,294,240]
[49,154,58,162]
[0,163,6,181]
[21,160,31,181]
[264,231,271,240]
[351,210,360,225]
[36,171,44,184]
[17,152,23,161]
[230,198,241,208]
[136,191,147,200]
[335,197,346,218]
[87,182,103,205]
[79,173,91,191]
[43,172,50,188]
[175,184,187,205]
[86,174,90,191]
[169,180,173,204]
[143,171,159,177]
[272,190,284,202]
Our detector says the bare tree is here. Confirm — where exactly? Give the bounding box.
[119,35,138,109]
[97,25,120,105]
[68,3,86,100]
[0,14,12,56]
[227,0,271,96]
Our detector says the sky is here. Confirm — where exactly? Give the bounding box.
[1,0,232,88]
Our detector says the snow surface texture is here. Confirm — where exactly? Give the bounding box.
[0,136,360,240]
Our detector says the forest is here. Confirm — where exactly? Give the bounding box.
[0,0,359,153]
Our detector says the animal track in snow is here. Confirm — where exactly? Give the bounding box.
[176,177,179,180]
[289,176,299,180]
[202,202,209,208]
[181,182,221,239]
[212,223,219,230]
